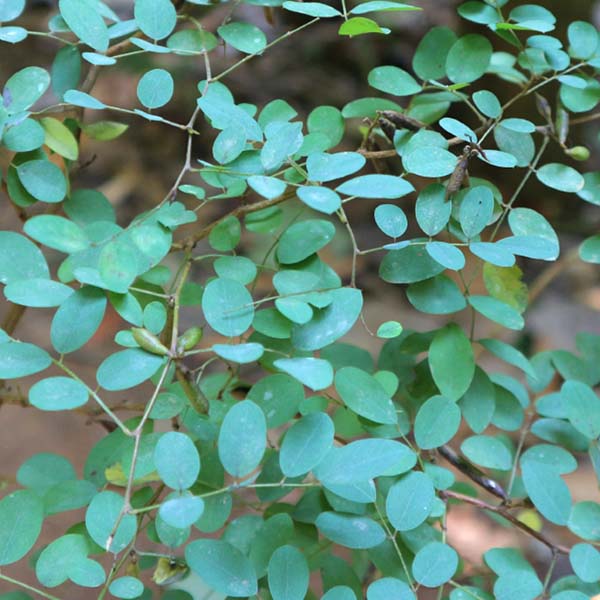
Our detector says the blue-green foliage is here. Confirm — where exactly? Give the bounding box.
[1,1,600,599]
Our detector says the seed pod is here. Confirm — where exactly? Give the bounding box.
[556,107,569,146]
[379,110,426,132]
[446,146,471,197]
[565,145,590,161]
[438,444,508,501]
[131,327,170,356]
[177,326,203,352]
[377,116,397,143]
[535,93,552,126]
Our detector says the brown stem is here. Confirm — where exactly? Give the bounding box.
[172,189,296,251]
[440,490,569,554]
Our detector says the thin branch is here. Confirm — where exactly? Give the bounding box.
[440,490,569,554]
[172,189,297,251]
[0,572,63,600]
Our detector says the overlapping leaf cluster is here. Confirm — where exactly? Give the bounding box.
[1,0,600,599]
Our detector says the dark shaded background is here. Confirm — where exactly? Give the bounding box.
[2,0,600,597]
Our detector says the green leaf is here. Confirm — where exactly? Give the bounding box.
[439,117,478,143]
[426,241,465,271]
[368,66,421,96]
[322,586,357,600]
[522,461,571,525]
[507,207,559,261]
[367,578,415,600]
[277,220,335,264]
[470,242,515,267]
[274,357,333,391]
[51,46,81,100]
[569,501,600,540]
[562,380,600,440]
[218,22,267,54]
[109,577,144,599]
[536,163,585,193]
[297,186,341,214]
[0,490,44,566]
[213,126,246,163]
[134,0,177,40]
[352,2,420,14]
[85,491,137,552]
[24,215,89,254]
[0,341,52,379]
[374,204,408,238]
[468,295,524,330]
[308,105,344,148]
[338,17,389,36]
[82,120,128,141]
[570,543,600,583]
[59,0,109,52]
[137,68,174,109]
[213,342,264,364]
[483,263,527,313]
[414,395,461,449]
[316,512,386,549]
[280,412,334,477]
[209,215,241,252]
[268,545,309,600]
[98,238,139,293]
[4,67,50,113]
[219,400,266,478]
[413,26,457,80]
[580,235,600,264]
[292,288,363,351]
[380,245,445,284]
[202,278,254,337]
[314,439,416,485]
[17,159,67,203]
[51,286,106,353]
[154,432,200,490]
[376,320,403,338]
[282,1,342,17]
[18,453,76,494]
[521,444,577,475]
[247,374,304,427]
[29,376,88,411]
[35,534,96,587]
[446,34,492,83]
[386,471,435,531]
[568,21,599,59]
[3,119,45,152]
[306,152,365,182]
[40,117,79,160]
[429,324,474,400]
[186,539,258,597]
[412,542,458,587]
[473,90,502,118]
[335,367,396,424]
[460,367,496,434]
[4,278,73,308]
[461,435,512,470]
[493,572,542,600]
[0,0,25,21]
[64,89,106,109]
[403,147,457,178]
[0,232,49,285]
[158,493,204,528]
[336,174,414,199]
[407,275,467,315]
[416,183,452,236]
[459,186,494,238]
[458,1,499,24]
[96,348,164,390]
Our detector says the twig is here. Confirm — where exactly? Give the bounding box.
[440,490,569,554]
[172,189,297,251]
[0,572,62,600]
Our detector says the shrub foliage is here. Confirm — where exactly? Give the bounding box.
[1,1,600,599]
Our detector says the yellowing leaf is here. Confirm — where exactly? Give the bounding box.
[483,263,528,313]
[40,117,78,161]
